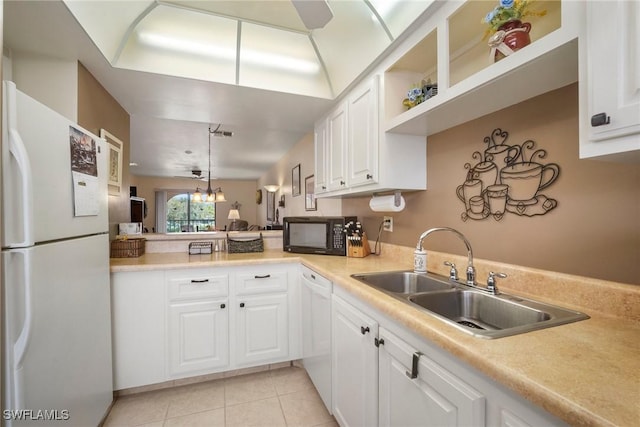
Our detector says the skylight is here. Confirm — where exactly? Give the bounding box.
[63,0,434,99]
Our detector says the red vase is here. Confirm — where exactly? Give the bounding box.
[492,20,531,62]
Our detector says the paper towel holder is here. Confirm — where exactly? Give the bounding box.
[369,191,406,213]
[371,191,403,208]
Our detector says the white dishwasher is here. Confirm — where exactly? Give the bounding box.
[300,265,333,412]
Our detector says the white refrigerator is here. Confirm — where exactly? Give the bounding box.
[2,81,113,426]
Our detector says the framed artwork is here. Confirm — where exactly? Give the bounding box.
[292,163,301,197]
[100,129,123,196]
[266,191,276,222]
[305,175,317,211]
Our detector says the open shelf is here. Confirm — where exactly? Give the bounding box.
[384,29,438,122]
[383,0,575,137]
[448,0,561,86]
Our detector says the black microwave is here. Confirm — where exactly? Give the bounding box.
[283,216,357,256]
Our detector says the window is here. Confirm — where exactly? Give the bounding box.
[166,193,216,232]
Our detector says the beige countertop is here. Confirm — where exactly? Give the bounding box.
[110,249,640,427]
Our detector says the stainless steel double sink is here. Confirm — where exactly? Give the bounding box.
[351,270,589,339]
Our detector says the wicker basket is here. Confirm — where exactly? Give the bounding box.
[110,238,146,258]
[227,233,264,253]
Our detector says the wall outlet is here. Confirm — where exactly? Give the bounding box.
[383,216,393,232]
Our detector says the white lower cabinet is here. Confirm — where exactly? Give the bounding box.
[168,300,229,376]
[331,287,567,427]
[235,293,289,366]
[331,294,378,427]
[378,327,485,426]
[166,269,230,378]
[111,263,299,390]
[111,270,166,390]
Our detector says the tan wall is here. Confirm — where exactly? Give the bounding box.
[343,84,640,285]
[257,132,342,225]
[77,62,131,238]
[130,176,259,232]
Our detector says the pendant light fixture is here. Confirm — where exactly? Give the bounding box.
[201,125,226,203]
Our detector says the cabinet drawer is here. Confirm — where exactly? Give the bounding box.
[167,271,229,301]
[235,269,288,295]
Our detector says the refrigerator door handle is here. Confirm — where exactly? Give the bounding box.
[12,249,33,371]
[4,82,34,247]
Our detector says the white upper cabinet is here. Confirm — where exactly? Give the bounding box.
[314,119,328,195]
[348,76,379,188]
[315,75,427,197]
[327,102,349,192]
[579,0,640,161]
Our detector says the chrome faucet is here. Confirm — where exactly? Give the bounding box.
[415,227,476,287]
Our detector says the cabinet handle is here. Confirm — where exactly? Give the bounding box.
[322,186,326,190]
[340,180,345,186]
[405,352,422,379]
[311,274,316,280]
[220,303,226,309]
[254,274,271,279]
[366,174,373,180]
[190,279,209,283]
[591,112,611,127]
[240,302,245,308]
[375,338,385,347]
[360,326,370,335]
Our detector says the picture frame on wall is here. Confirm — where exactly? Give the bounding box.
[100,129,123,196]
[292,163,301,197]
[305,175,317,211]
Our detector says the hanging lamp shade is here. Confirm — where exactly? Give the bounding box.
[193,188,203,202]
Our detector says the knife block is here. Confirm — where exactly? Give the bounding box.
[347,233,371,258]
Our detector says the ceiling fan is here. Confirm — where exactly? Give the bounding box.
[174,169,207,181]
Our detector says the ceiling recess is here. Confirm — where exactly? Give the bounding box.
[62,0,436,99]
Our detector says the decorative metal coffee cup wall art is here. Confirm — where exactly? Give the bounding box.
[456,128,560,221]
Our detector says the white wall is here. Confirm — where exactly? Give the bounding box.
[257,132,342,226]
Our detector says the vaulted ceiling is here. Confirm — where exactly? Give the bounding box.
[4,1,435,179]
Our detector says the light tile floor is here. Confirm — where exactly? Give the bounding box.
[104,366,337,427]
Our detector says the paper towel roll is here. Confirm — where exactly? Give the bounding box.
[369,194,405,212]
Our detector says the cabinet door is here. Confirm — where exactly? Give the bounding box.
[327,102,348,191]
[587,0,640,142]
[348,76,379,187]
[331,295,378,427]
[111,271,166,390]
[314,119,329,194]
[168,300,229,376]
[378,328,485,427]
[235,293,289,366]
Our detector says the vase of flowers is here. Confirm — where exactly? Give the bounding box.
[483,0,546,62]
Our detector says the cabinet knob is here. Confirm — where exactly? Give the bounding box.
[591,112,611,127]
[360,326,370,335]
[366,174,373,180]
[375,337,385,347]
[240,302,245,308]
[220,303,226,309]
[322,186,326,190]
[340,180,345,186]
